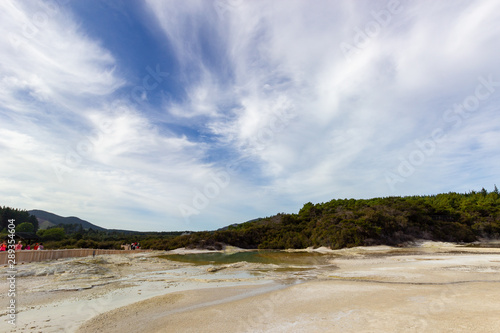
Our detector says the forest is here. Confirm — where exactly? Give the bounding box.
[156,187,500,250]
[1,187,499,250]
[0,206,39,233]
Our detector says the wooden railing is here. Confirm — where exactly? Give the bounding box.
[0,249,150,265]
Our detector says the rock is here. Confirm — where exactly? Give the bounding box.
[206,266,224,273]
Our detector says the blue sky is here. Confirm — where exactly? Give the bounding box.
[1,0,500,231]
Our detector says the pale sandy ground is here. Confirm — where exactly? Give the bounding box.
[2,242,500,332]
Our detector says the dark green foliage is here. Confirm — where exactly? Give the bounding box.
[16,222,35,232]
[158,188,500,250]
[0,207,39,232]
[37,228,66,241]
[2,187,499,250]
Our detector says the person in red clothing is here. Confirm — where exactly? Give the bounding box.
[15,241,23,251]
[34,243,39,250]
[0,242,6,251]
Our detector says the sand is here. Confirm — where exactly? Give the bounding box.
[2,243,500,332]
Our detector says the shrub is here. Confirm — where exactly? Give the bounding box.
[16,222,35,232]
[38,228,65,241]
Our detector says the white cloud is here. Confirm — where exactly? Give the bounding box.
[0,2,123,108]
[0,1,219,230]
[146,0,500,208]
[2,0,500,231]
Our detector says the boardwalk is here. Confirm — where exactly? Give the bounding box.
[0,249,150,265]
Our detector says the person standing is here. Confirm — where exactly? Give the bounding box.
[15,241,23,251]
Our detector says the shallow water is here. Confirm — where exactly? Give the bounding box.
[158,250,333,266]
[465,243,500,248]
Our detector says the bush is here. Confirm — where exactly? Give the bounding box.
[38,228,65,241]
[17,222,35,232]
[76,239,98,248]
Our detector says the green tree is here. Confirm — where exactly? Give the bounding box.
[17,222,35,232]
[38,228,66,241]
[29,215,39,232]
[481,187,488,196]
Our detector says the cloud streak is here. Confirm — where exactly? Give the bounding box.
[1,0,500,230]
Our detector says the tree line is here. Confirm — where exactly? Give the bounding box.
[2,187,499,250]
[155,187,500,250]
[0,207,39,233]
[0,207,183,249]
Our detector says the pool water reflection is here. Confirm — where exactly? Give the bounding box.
[158,250,334,266]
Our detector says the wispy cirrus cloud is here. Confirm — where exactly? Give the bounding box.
[2,0,500,231]
[0,1,220,230]
[147,0,500,209]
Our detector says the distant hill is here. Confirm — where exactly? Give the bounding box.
[29,210,107,231]
[38,219,56,229]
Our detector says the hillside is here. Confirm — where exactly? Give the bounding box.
[29,210,107,231]
[4,189,500,251]
[157,188,500,250]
